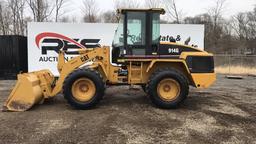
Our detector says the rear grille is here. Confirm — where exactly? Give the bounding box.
[186,56,214,73]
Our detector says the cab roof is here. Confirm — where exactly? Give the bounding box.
[117,8,165,15]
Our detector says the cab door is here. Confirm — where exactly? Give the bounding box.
[125,12,147,55]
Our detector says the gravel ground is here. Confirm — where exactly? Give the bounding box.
[0,74,256,144]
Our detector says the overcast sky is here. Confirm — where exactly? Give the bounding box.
[66,0,255,20]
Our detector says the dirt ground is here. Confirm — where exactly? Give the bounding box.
[0,74,256,144]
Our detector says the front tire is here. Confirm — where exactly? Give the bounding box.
[141,84,147,93]
[63,68,105,109]
[147,68,189,109]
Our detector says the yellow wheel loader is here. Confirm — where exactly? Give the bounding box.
[3,8,216,111]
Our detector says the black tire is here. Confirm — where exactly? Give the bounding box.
[141,84,147,93]
[63,68,105,109]
[147,68,189,109]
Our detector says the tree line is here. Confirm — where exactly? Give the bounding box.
[0,0,255,54]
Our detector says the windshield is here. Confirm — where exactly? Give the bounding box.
[112,15,124,47]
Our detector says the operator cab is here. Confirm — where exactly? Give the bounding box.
[112,8,165,63]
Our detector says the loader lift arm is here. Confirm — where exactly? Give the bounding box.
[50,47,106,97]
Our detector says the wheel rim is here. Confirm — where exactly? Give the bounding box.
[157,78,181,101]
[71,78,96,102]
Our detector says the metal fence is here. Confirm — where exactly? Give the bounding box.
[214,55,256,67]
[0,36,27,79]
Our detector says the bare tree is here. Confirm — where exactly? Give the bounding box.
[247,8,256,39]
[7,0,26,35]
[145,0,161,8]
[81,0,99,23]
[59,15,77,23]
[0,1,11,35]
[231,9,256,54]
[208,0,226,29]
[232,13,249,39]
[54,0,67,22]
[0,2,4,34]
[114,0,141,9]
[207,0,227,51]
[26,0,54,22]
[164,0,182,23]
[101,10,118,23]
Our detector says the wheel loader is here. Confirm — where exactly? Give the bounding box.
[3,8,216,112]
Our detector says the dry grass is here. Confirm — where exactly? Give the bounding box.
[215,66,256,75]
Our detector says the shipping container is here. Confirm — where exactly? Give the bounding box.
[0,35,27,79]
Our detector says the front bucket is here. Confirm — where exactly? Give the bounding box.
[3,70,53,112]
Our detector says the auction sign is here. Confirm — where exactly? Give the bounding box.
[28,22,204,76]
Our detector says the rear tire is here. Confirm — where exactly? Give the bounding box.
[147,68,189,109]
[63,68,105,109]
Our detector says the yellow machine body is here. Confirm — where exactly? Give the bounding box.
[3,46,216,111]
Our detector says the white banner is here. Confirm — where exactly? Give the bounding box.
[28,22,204,76]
